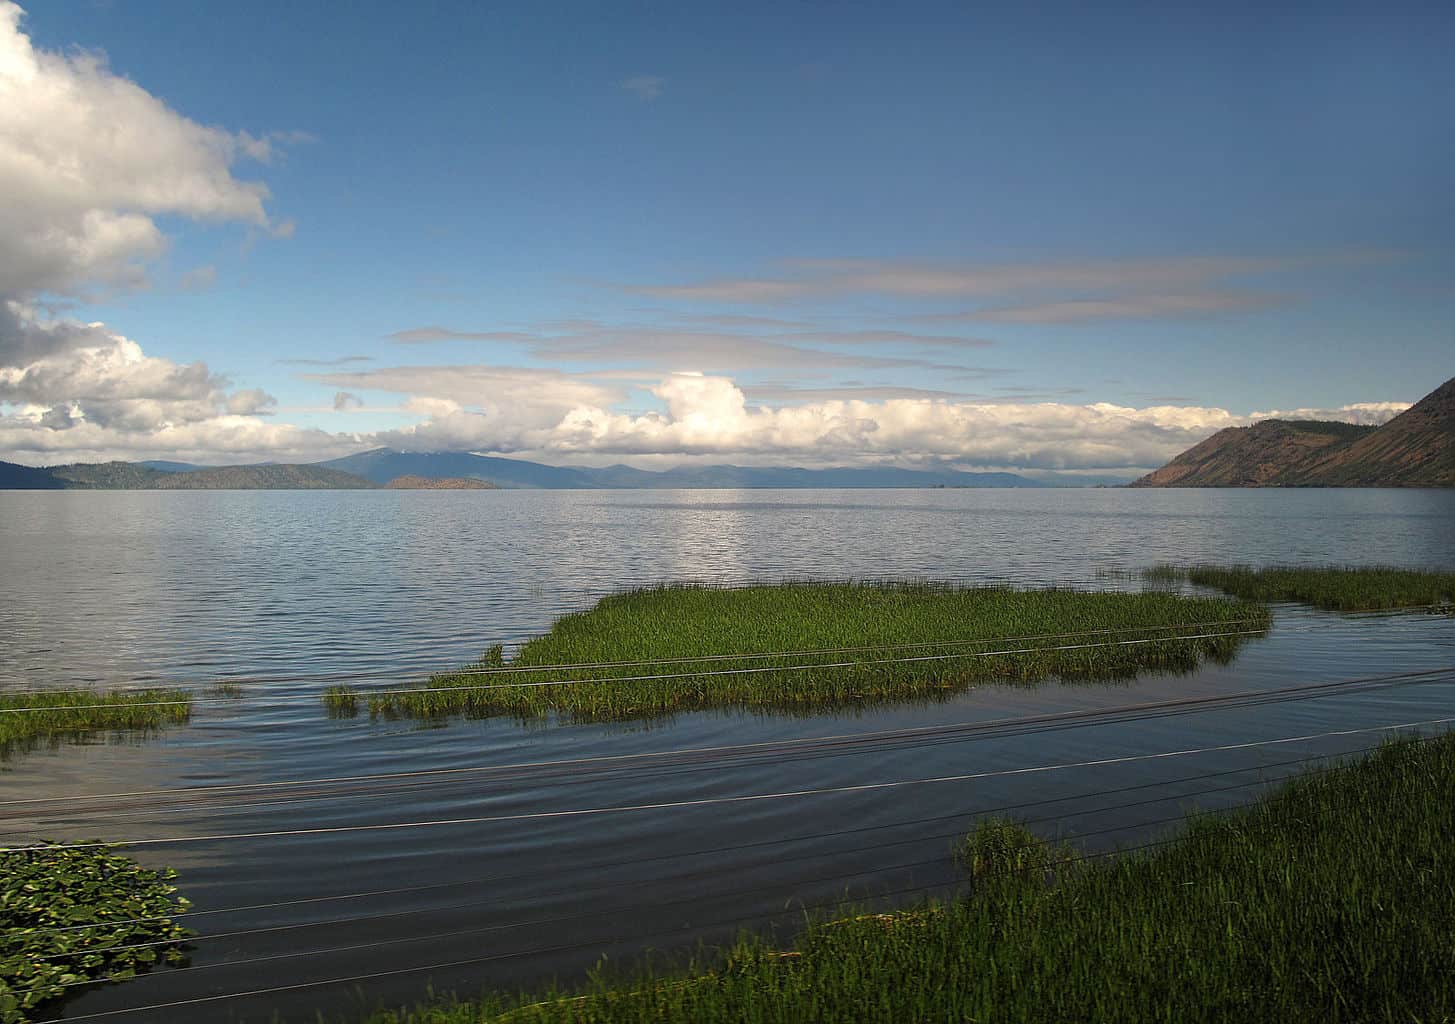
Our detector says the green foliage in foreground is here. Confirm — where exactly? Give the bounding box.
[0,842,191,1023]
[1152,563,1455,611]
[0,689,191,760]
[952,816,1075,881]
[359,731,1455,1024]
[325,583,1268,724]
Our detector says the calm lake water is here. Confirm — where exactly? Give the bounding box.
[2,488,1454,1022]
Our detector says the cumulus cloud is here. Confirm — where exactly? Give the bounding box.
[336,370,1408,472]
[358,371,1230,469]
[333,391,363,411]
[0,4,317,467]
[225,388,276,415]
[1250,402,1410,425]
[0,1,279,297]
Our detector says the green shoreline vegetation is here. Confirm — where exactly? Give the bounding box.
[323,583,1269,725]
[1147,564,1455,611]
[0,841,191,1023]
[0,689,192,761]
[360,730,1455,1024]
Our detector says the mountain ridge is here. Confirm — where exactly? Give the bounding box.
[1132,377,1454,488]
[0,461,378,490]
[314,449,1046,489]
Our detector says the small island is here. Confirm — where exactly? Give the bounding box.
[384,475,497,490]
[324,582,1268,724]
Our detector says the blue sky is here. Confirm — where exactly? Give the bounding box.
[1,1,1450,470]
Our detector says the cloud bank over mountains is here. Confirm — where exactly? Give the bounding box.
[0,3,1415,471]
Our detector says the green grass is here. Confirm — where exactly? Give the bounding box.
[324,582,1269,725]
[1150,563,1455,611]
[0,689,192,760]
[0,841,191,1023]
[357,730,1455,1024]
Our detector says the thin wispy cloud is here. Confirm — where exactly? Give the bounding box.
[621,74,665,100]
[276,355,374,366]
[915,291,1292,324]
[788,329,994,348]
[380,322,993,375]
[620,251,1397,305]
[387,326,537,344]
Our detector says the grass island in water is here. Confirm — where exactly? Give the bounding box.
[0,688,192,761]
[324,582,1269,724]
[1146,564,1455,612]
[361,730,1455,1024]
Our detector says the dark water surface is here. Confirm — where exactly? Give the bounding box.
[2,488,1453,1022]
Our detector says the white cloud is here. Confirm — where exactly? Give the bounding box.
[333,391,363,411]
[350,371,1410,471]
[0,3,316,467]
[1251,402,1411,425]
[0,412,358,466]
[0,1,278,297]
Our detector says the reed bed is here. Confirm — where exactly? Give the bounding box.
[325,583,1268,725]
[360,729,1455,1024]
[1151,563,1455,611]
[0,689,192,760]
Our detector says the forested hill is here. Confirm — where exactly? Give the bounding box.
[0,461,379,490]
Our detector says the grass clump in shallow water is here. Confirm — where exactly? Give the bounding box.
[325,582,1268,725]
[0,841,191,1022]
[953,816,1075,881]
[0,689,191,760]
[1150,563,1455,611]
[359,730,1455,1024]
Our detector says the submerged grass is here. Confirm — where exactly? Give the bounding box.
[359,730,1455,1024]
[325,582,1268,725]
[1151,563,1455,611]
[0,689,191,761]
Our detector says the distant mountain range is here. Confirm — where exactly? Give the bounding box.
[0,449,1081,490]
[0,461,377,490]
[314,449,1050,489]
[1133,376,1455,488]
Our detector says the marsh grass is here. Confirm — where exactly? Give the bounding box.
[952,816,1075,881]
[360,731,1455,1024]
[0,689,191,761]
[325,583,1268,725]
[1150,563,1455,611]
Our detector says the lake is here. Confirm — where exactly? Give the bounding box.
[2,487,1454,1022]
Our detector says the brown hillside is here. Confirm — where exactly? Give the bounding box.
[1285,377,1455,487]
[1129,421,1370,487]
[384,475,496,490]
[1132,376,1454,488]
